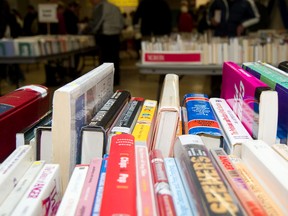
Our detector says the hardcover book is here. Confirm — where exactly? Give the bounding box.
[80,90,131,163]
[221,61,278,145]
[52,63,114,190]
[0,85,49,162]
[183,93,223,149]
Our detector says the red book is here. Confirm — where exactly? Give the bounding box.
[0,85,50,162]
[99,134,136,216]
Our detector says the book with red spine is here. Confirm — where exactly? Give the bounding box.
[150,149,176,216]
[0,85,50,162]
[99,134,136,216]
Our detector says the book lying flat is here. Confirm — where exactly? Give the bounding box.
[221,61,278,145]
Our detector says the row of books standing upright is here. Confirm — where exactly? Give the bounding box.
[0,59,288,215]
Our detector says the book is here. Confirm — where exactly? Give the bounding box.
[0,145,34,205]
[75,158,102,216]
[210,148,267,216]
[164,157,193,216]
[278,61,288,73]
[209,98,252,155]
[35,122,53,162]
[52,63,114,190]
[242,61,288,144]
[80,90,131,163]
[173,134,244,215]
[240,140,288,214]
[132,99,158,149]
[271,144,288,162]
[0,161,45,216]
[183,93,223,150]
[150,149,176,216]
[152,74,180,157]
[99,134,136,216]
[56,164,89,216]
[221,61,278,145]
[11,164,62,216]
[0,84,50,162]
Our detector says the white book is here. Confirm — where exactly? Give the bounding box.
[56,165,89,216]
[52,63,114,190]
[241,140,288,214]
[0,145,34,205]
[271,144,288,162]
[11,164,62,216]
[152,74,180,157]
[0,161,45,216]
[209,98,253,156]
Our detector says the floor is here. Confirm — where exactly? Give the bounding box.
[0,50,212,104]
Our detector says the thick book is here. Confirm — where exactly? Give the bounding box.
[11,164,62,216]
[173,134,244,215]
[56,164,89,216]
[150,149,176,216]
[210,149,267,216]
[183,93,223,150]
[0,145,34,205]
[209,98,252,155]
[221,61,278,145]
[0,161,45,216]
[152,74,180,157]
[0,84,50,162]
[240,140,288,214]
[99,134,136,216]
[242,61,288,144]
[52,63,114,190]
[80,90,131,163]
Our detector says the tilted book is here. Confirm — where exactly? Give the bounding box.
[242,61,288,144]
[80,90,131,163]
[99,134,136,216]
[209,98,252,156]
[52,63,114,190]
[183,93,223,150]
[271,144,288,162]
[11,164,62,216]
[173,134,244,215]
[221,61,278,145]
[0,145,34,205]
[152,74,180,157]
[0,85,49,162]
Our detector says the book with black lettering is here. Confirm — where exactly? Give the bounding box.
[173,134,244,216]
[80,90,131,163]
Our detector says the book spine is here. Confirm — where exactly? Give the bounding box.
[56,165,89,216]
[271,144,288,161]
[75,158,102,216]
[164,158,193,216]
[135,145,158,216]
[150,149,176,216]
[99,134,136,216]
[11,164,62,216]
[210,149,267,216]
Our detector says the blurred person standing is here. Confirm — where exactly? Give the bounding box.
[64,1,79,34]
[178,0,195,33]
[23,4,38,36]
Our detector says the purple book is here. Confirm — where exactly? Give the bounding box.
[220,61,278,145]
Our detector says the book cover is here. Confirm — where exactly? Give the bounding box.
[242,61,288,144]
[173,134,243,215]
[150,149,176,216]
[209,98,252,156]
[0,85,50,162]
[183,93,223,150]
[152,74,180,157]
[11,164,62,216]
[0,161,45,216]
[0,145,34,205]
[210,149,267,216]
[221,61,278,145]
[80,90,131,163]
[99,134,136,216]
[56,164,89,216]
[75,158,102,216]
[52,63,114,190]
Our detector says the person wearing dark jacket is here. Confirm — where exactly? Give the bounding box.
[64,2,79,34]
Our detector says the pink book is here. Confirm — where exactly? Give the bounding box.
[75,157,102,216]
[221,61,278,145]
